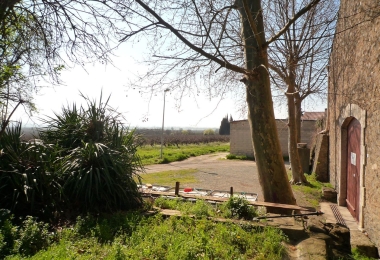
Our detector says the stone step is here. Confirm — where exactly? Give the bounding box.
[320,202,379,259]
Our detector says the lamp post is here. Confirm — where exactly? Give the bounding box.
[160,88,170,159]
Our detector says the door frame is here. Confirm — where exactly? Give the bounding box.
[338,104,366,229]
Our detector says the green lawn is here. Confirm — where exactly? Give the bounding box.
[138,169,199,186]
[137,142,229,165]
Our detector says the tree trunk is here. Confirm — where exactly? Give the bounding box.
[236,0,297,212]
[286,76,307,184]
[294,92,302,143]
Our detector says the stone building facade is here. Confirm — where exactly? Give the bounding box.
[230,112,323,158]
[328,0,380,249]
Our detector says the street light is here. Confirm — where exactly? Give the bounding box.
[160,88,170,159]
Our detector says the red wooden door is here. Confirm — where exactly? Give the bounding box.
[346,118,361,221]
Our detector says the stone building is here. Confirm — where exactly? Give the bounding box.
[230,112,324,158]
[328,0,380,249]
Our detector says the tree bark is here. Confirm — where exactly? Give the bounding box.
[236,0,297,212]
[294,92,302,144]
[286,56,308,184]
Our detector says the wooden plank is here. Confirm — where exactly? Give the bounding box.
[141,191,314,211]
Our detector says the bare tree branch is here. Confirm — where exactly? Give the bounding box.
[264,0,321,47]
[134,0,246,74]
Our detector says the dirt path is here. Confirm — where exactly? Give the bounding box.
[143,152,264,200]
[142,153,315,208]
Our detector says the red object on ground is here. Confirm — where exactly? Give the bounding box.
[184,188,193,192]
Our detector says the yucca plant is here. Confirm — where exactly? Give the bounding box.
[39,92,143,214]
[0,123,63,219]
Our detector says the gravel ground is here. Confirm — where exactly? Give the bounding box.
[142,152,316,208]
[143,152,264,200]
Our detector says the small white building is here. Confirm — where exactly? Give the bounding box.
[230,112,325,157]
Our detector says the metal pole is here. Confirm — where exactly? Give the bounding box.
[160,89,169,159]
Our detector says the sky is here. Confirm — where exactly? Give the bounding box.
[15,50,244,130]
[13,43,325,130]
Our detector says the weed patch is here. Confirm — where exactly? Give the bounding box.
[3,210,287,260]
[290,173,333,208]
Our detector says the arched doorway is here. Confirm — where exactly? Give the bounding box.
[338,104,366,228]
[346,118,361,221]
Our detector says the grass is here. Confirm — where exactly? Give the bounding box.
[226,154,255,160]
[153,197,257,220]
[290,172,333,208]
[137,142,229,165]
[3,201,287,260]
[138,169,199,186]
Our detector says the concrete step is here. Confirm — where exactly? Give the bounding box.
[320,202,379,259]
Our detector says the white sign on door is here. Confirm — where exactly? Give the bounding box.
[351,152,356,166]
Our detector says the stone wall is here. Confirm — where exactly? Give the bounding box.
[230,119,318,157]
[328,0,380,250]
[312,134,329,182]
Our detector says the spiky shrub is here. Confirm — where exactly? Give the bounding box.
[0,123,63,219]
[39,92,143,214]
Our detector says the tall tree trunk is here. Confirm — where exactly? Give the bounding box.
[294,92,302,143]
[287,80,308,184]
[236,0,297,212]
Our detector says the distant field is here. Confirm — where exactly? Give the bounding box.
[19,127,230,165]
[137,142,229,165]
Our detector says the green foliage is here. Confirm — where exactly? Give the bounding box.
[222,197,257,220]
[0,93,144,220]
[1,210,287,259]
[181,130,189,135]
[138,142,229,165]
[226,153,255,161]
[153,197,258,220]
[0,214,50,258]
[183,199,215,218]
[290,173,334,208]
[351,248,378,260]
[139,169,198,187]
[38,92,143,214]
[154,197,181,209]
[124,216,285,260]
[203,128,215,135]
[0,210,17,258]
[154,198,216,218]
[219,114,232,135]
[0,123,63,218]
[14,216,50,257]
[72,213,143,244]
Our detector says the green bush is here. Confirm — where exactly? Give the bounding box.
[72,213,143,243]
[185,199,215,218]
[203,128,215,135]
[222,197,257,220]
[39,93,144,214]
[175,154,188,161]
[0,210,17,258]
[154,197,181,209]
[14,216,50,256]
[0,93,144,220]
[226,154,255,161]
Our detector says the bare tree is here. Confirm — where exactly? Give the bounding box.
[0,0,126,132]
[119,0,321,210]
[266,0,338,183]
